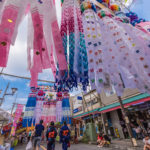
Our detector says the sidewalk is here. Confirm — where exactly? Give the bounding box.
[103,139,144,150]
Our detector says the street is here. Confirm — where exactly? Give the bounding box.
[15,143,134,150]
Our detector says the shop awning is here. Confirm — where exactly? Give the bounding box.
[0,108,12,127]
[73,93,150,119]
[98,93,150,113]
[73,108,99,119]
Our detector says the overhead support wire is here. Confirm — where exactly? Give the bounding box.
[0,72,55,83]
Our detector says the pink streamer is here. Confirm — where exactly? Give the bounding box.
[0,6,18,67]
[51,20,67,70]
[50,45,56,77]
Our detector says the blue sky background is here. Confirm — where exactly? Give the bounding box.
[0,0,150,112]
[131,0,150,20]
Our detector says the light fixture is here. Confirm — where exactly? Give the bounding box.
[11,88,18,95]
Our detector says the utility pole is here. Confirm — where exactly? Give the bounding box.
[97,94,107,135]
[118,73,137,146]
[0,82,10,106]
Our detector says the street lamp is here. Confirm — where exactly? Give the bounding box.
[11,88,18,95]
[0,83,18,106]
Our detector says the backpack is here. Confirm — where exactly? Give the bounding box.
[48,131,55,138]
[48,128,56,139]
[63,130,69,136]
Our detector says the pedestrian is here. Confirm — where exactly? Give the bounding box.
[74,125,78,144]
[46,121,57,150]
[135,126,142,139]
[33,120,45,150]
[60,121,70,150]
[148,128,150,136]
[123,127,128,139]
[97,133,103,147]
[143,136,150,150]
[20,133,24,144]
[28,130,32,142]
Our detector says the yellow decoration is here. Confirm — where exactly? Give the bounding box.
[132,43,135,47]
[87,34,91,37]
[8,19,13,23]
[93,35,96,38]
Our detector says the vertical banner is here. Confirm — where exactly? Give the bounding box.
[11,104,24,136]
[34,101,43,125]
[62,92,71,124]
[23,92,37,127]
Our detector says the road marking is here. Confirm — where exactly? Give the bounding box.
[40,145,47,150]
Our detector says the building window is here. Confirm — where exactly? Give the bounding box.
[92,98,98,104]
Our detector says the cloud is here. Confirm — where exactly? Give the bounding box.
[26,82,30,87]
[18,97,27,103]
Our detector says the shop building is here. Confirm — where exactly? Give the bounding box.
[71,88,150,140]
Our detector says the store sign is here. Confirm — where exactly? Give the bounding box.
[77,96,83,104]
[77,96,82,100]
[73,106,82,114]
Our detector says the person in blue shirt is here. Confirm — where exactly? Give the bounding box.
[33,120,45,150]
[46,121,57,150]
[59,121,70,150]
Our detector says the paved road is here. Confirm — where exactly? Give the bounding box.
[15,143,124,150]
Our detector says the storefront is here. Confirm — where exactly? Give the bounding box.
[98,93,150,139]
[127,101,150,130]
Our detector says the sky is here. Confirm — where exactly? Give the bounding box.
[0,0,150,112]
[131,0,150,20]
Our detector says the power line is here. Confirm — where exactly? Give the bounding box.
[0,72,55,83]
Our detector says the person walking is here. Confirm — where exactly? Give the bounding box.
[60,121,70,150]
[33,120,45,150]
[46,121,57,150]
[28,130,32,142]
[73,125,78,144]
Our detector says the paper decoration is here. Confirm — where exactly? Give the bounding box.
[136,22,150,35]
[59,0,89,91]
[41,101,56,125]
[62,92,71,124]
[23,92,37,127]
[0,0,67,87]
[56,99,62,122]
[34,100,43,124]
[81,6,150,96]
[11,104,24,136]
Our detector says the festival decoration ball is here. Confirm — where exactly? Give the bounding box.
[38,90,45,96]
[103,0,109,4]
[57,92,62,97]
[110,4,121,12]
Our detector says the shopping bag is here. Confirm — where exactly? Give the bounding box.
[26,140,32,150]
[56,135,60,142]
